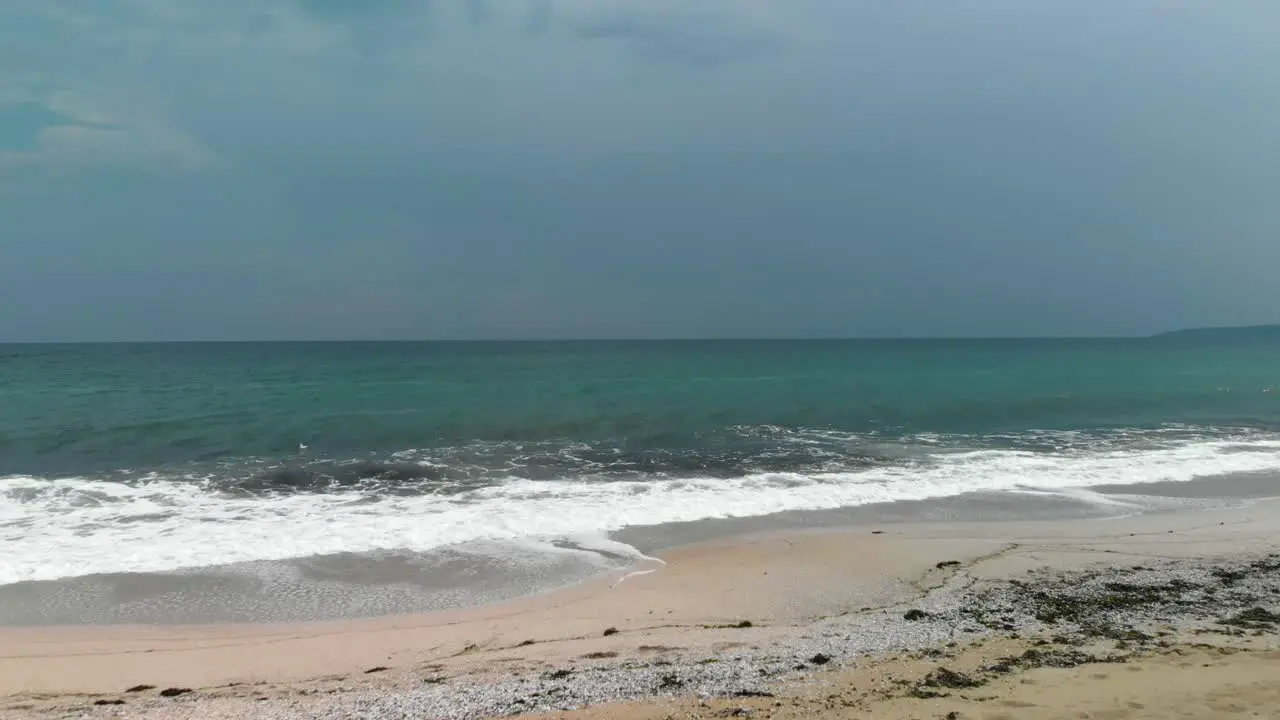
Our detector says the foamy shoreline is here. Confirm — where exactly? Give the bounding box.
[2,498,1278,719]
[7,427,1280,587]
[4,469,1272,626]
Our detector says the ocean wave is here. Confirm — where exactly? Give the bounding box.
[2,428,1280,584]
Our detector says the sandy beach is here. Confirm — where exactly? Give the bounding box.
[533,630,1280,720]
[2,498,1278,719]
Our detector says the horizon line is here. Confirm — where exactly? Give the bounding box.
[9,324,1273,345]
[0,334,1172,345]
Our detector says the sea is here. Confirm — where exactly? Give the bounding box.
[2,339,1279,623]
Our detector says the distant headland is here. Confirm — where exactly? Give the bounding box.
[1151,324,1280,340]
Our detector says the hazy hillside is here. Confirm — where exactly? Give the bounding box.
[1152,325,1280,340]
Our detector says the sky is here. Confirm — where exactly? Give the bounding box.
[2,0,1279,341]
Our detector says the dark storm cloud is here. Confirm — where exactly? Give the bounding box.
[465,0,489,26]
[522,0,552,35]
[574,8,773,67]
[2,0,1279,341]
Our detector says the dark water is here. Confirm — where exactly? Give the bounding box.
[2,339,1279,585]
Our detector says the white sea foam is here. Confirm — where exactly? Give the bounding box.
[3,434,1280,584]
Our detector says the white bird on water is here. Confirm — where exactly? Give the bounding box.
[298,443,309,452]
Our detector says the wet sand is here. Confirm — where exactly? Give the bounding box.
[1,498,1278,718]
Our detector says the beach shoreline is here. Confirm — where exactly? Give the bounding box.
[5,470,1271,627]
[2,497,1278,718]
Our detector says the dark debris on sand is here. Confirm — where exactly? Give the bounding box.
[158,688,193,698]
[1220,607,1280,631]
[985,647,1127,675]
[80,553,1280,720]
[956,553,1280,644]
[921,668,984,689]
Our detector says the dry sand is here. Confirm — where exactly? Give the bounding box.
[1,498,1278,719]
[531,633,1280,720]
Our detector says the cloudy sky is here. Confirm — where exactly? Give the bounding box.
[2,0,1278,341]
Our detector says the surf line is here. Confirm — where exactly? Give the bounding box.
[610,555,668,588]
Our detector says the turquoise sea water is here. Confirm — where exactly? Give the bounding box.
[3,338,1280,585]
